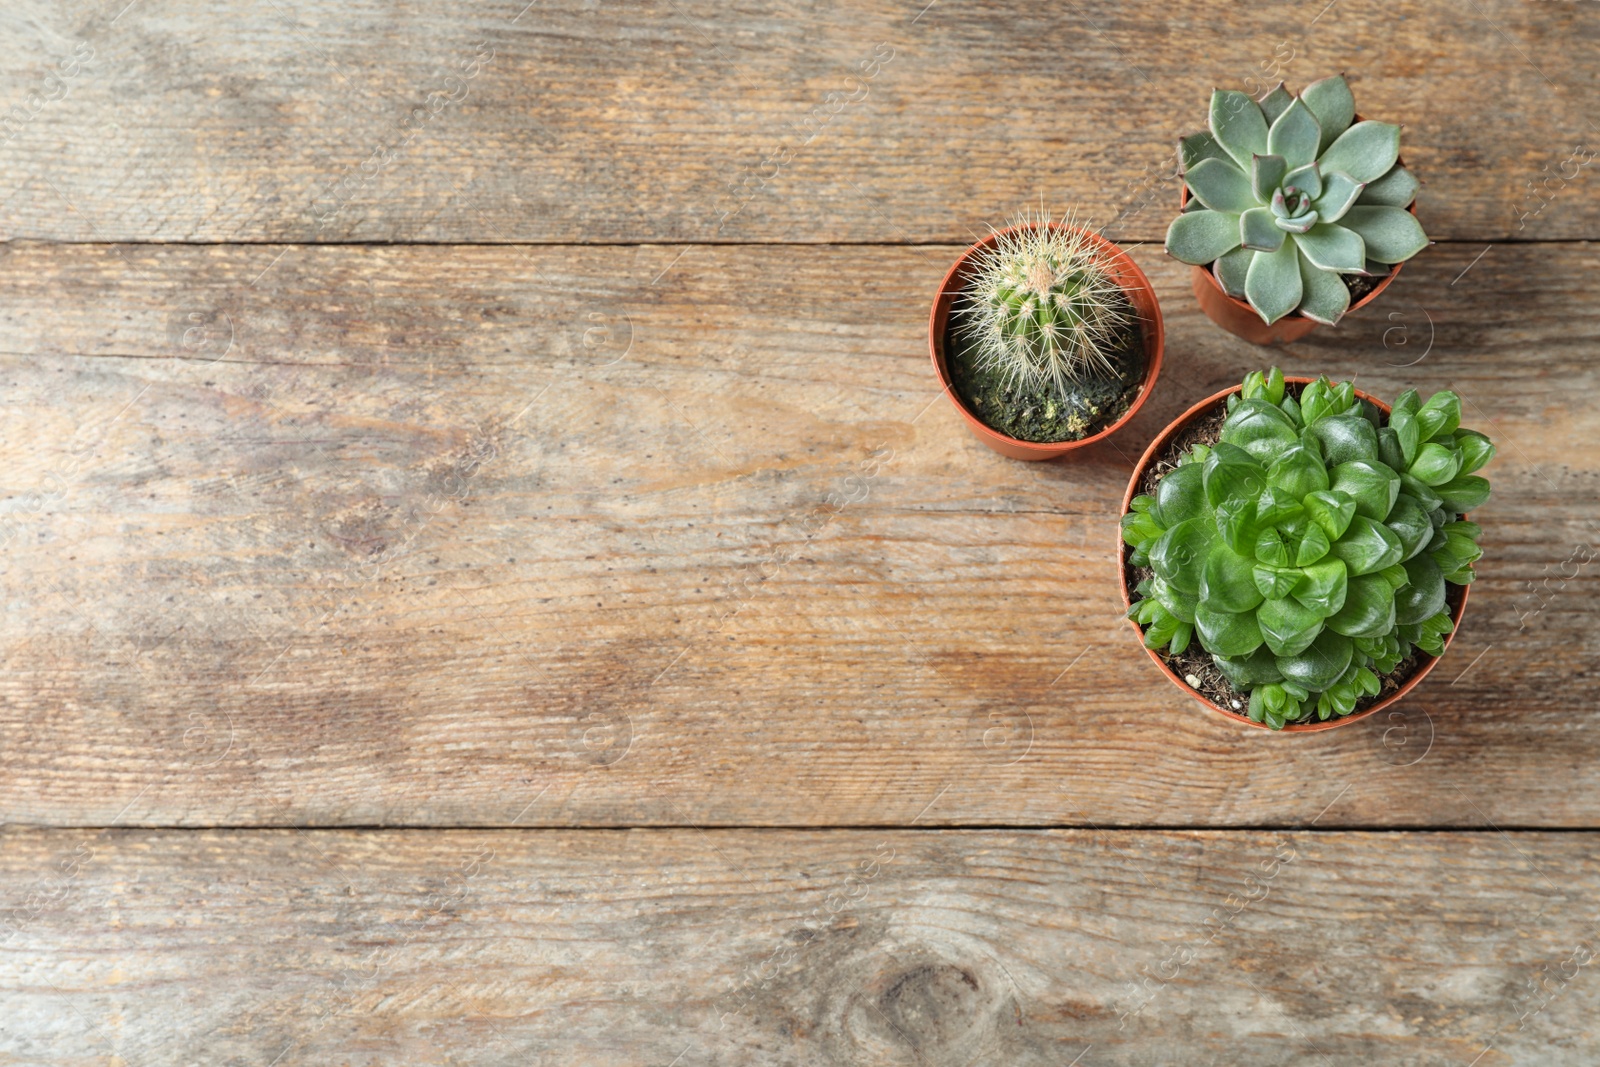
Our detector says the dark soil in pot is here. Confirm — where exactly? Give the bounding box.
[1121,379,1464,723]
[944,307,1147,444]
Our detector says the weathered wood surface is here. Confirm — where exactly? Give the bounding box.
[0,0,1596,244]
[1,827,1594,1065]
[3,240,1596,828]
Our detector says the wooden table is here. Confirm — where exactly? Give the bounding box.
[3,2,1598,1063]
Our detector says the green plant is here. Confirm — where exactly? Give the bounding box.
[1121,368,1493,729]
[956,214,1134,396]
[1165,75,1427,325]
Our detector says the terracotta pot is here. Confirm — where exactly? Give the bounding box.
[1117,377,1470,732]
[1177,134,1416,345]
[928,224,1164,461]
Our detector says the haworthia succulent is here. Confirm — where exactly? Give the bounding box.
[1122,368,1494,730]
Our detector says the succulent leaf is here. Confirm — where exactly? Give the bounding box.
[1267,99,1323,170]
[1341,205,1429,264]
[1296,249,1351,324]
[1300,74,1356,152]
[1283,161,1322,200]
[1312,171,1364,223]
[1294,222,1367,273]
[1244,240,1303,324]
[1252,154,1288,203]
[1258,82,1294,124]
[1318,120,1402,183]
[1215,246,1254,297]
[1180,130,1231,171]
[1168,209,1243,265]
[1358,165,1419,207]
[1210,90,1270,169]
[1185,157,1256,213]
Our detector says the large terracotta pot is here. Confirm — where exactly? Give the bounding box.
[929,224,1163,461]
[1117,377,1470,732]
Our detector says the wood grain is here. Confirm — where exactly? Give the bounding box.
[0,0,1596,243]
[1,239,1596,828]
[1,827,1596,1065]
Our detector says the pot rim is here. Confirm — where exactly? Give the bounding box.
[1116,376,1471,732]
[929,223,1164,457]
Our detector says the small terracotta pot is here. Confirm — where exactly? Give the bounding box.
[928,225,1164,461]
[1117,377,1470,732]
[1177,136,1415,345]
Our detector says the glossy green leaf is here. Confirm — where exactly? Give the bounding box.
[1307,414,1380,467]
[1331,460,1401,521]
[1186,156,1256,213]
[1220,399,1301,464]
[1326,573,1398,639]
[1341,205,1428,264]
[1329,514,1404,576]
[1254,526,1292,568]
[1256,485,1306,527]
[1121,510,1164,547]
[1210,89,1270,169]
[1293,557,1349,617]
[1203,443,1268,509]
[1416,391,1463,440]
[1437,474,1491,512]
[1318,120,1401,183]
[1377,427,1406,473]
[1268,444,1330,499]
[1257,596,1325,657]
[1303,489,1357,541]
[1358,164,1419,207]
[1152,575,1198,625]
[1166,209,1243,266]
[1195,603,1265,657]
[1253,563,1299,601]
[1389,408,1421,467]
[1267,98,1322,170]
[1397,472,1443,513]
[1454,430,1497,476]
[1154,461,1208,526]
[1394,552,1447,625]
[1240,206,1286,252]
[1301,73,1355,151]
[1294,522,1332,566]
[1276,629,1355,691]
[1244,239,1303,324]
[1150,516,1215,596]
[1409,441,1463,487]
[1213,646,1283,688]
[1201,542,1266,613]
[1385,494,1434,562]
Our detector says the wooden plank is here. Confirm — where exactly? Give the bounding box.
[2,240,1597,828]
[0,1,1596,243]
[1,827,1596,1064]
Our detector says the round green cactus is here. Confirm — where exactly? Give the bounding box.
[956,217,1133,396]
[1165,75,1429,326]
[1121,368,1494,729]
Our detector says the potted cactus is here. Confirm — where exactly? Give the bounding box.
[1165,76,1428,344]
[929,212,1164,460]
[1119,367,1494,731]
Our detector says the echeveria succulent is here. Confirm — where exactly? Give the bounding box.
[1122,368,1493,729]
[955,217,1133,396]
[1165,75,1427,325]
